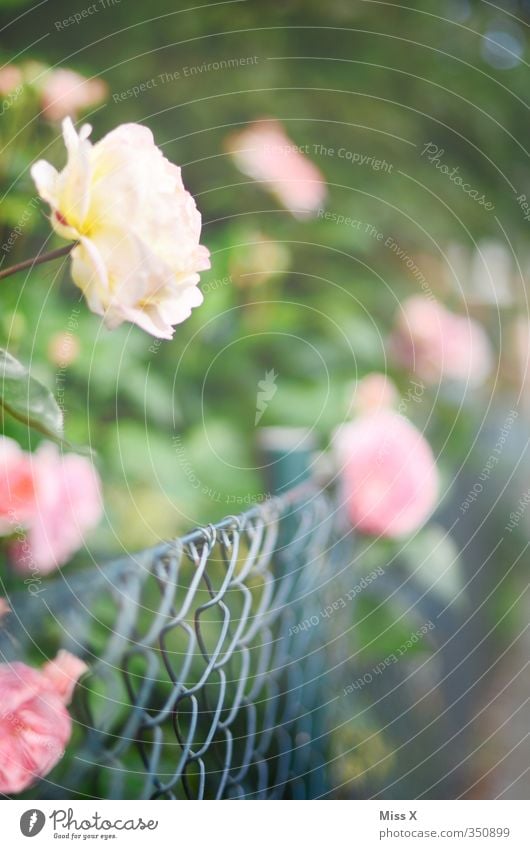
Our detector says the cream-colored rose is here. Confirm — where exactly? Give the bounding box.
[31,119,210,338]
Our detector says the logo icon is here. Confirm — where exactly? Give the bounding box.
[20,810,46,837]
[255,369,278,425]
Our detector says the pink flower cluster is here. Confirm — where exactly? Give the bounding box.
[335,376,439,538]
[0,438,102,574]
[352,372,399,416]
[0,63,107,121]
[0,651,87,795]
[227,119,327,218]
[0,66,23,96]
[40,69,107,122]
[389,296,493,386]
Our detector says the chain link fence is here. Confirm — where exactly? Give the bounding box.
[1,478,352,799]
[1,434,491,800]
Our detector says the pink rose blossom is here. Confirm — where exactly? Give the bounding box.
[47,331,81,367]
[40,650,88,704]
[0,438,102,574]
[0,437,36,534]
[0,65,22,96]
[335,410,439,538]
[227,119,327,218]
[353,373,398,416]
[41,69,107,122]
[12,443,103,575]
[389,296,493,386]
[0,652,87,795]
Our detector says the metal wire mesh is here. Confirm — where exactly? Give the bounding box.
[1,462,487,800]
[1,482,346,800]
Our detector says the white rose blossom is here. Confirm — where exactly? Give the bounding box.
[31,118,210,339]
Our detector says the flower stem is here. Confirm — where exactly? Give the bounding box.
[0,243,76,281]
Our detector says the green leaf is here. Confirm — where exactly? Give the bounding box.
[0,348,64,441]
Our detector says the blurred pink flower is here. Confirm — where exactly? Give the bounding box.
[47,331,81,367]
[353,373,398,416]
[229,229,291,287]
[335,410,439,538]
[32,118,210,338]
[12,443,103,575]
[40,650,88,704]
[0,651,86,795]
[227,119,327,218]
[389,296,493,386]
[0,65,22,96]
[0,598,10,620]
[41,69,107,121]
[0,437,36,534]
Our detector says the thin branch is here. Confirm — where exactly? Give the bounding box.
[0,243,76,281]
